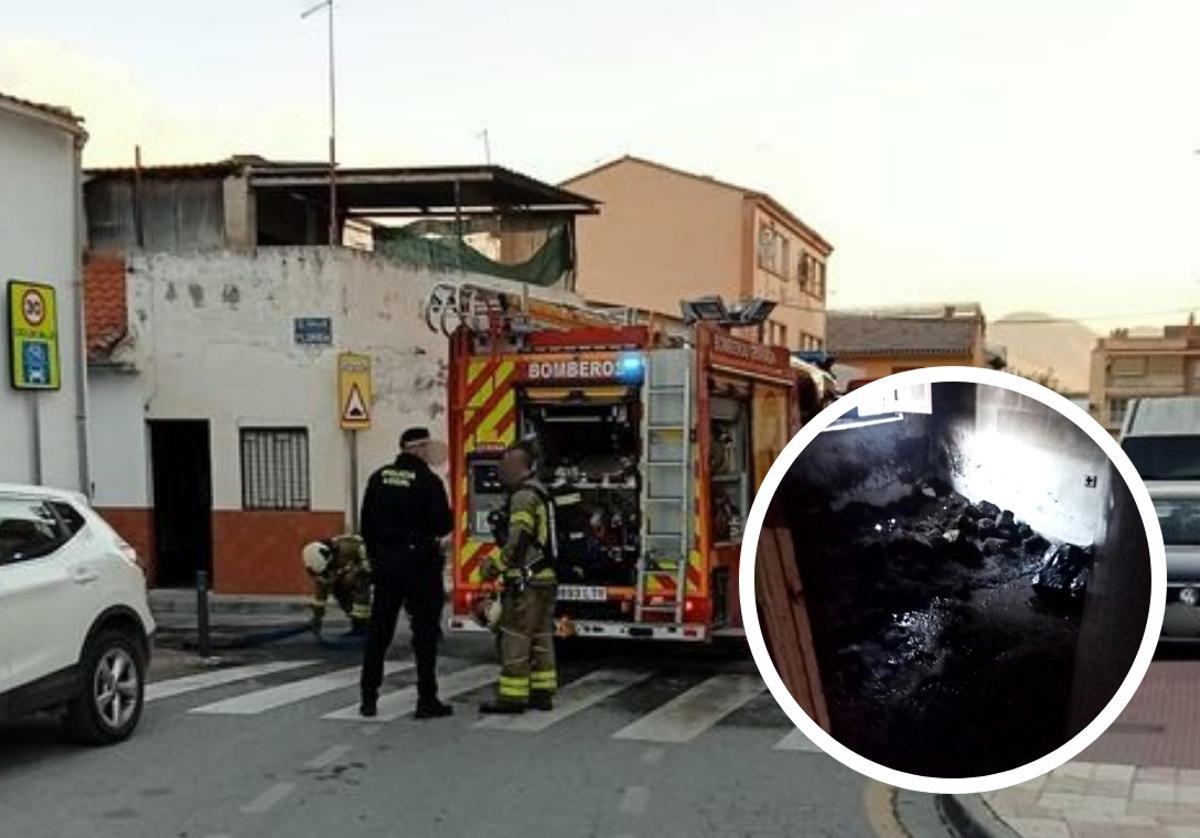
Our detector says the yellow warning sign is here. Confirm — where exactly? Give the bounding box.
[338,352,372,430]
[7,280,61,391]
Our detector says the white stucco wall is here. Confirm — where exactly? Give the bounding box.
[94,247,578,519]
[935,384,1110,546]
[0,105,84,491]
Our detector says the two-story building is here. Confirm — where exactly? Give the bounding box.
[1089,316,1200,434]
[561,156,832,350]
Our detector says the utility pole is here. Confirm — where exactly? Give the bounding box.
[302,0,338,247]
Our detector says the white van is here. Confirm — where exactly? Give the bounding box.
[1120,397,1200,640]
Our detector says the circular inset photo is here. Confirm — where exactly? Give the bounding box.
[740,367,1165,794]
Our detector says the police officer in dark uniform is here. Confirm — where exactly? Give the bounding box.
[359,427,454,719]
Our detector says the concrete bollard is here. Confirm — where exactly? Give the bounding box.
[196,570,211,658]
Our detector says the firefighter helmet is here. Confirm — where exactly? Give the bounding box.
[302,541,332,575]
[471,594,503,632]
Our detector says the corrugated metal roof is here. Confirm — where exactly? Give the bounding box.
[827,313,979,356]
[84,155,324,179]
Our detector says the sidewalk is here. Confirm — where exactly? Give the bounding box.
[970,659,1200,838]
[981,762,1200,837]
[148,589,348,629]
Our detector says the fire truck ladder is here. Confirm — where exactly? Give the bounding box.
[423,282,636,336]
[635,348,693,624]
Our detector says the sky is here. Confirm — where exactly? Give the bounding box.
[2,0,1199,329]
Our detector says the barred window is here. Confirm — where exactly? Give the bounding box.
[240,428,310,510]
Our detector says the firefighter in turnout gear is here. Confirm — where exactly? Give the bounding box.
[479,443,558,714]
[302,534,372,635]
[358,427,455,720]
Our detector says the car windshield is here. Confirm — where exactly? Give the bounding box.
[1154,498,1200,546]
[1122,436,1200,481]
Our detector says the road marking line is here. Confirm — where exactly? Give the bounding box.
[641,748,665,765]
[146,660,319,702]
[863,781,907,838]
[324,664,495,722]
[305,743,353,770]
[475,668,651,732]
[611,674,764,744]
[774,728,823,752]
[190,663,407,715]
[619,785,651,816]
[240,782,295,814]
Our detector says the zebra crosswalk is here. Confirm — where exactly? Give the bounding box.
[324,664,496,722]
[191,663,409,715]
[144,657,825,754]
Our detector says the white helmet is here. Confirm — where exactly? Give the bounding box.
[471,594,503,632]
[302,541,331,575]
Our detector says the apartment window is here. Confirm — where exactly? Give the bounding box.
[241,428,311,510]
[1110,357,1147,378]
[1108,398,1130,427]
[757,225,776,272]
[814,261,826,299]
[1147,355,1181,376]
[758,224,795,279]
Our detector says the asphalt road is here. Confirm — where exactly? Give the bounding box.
[0,629,884,838]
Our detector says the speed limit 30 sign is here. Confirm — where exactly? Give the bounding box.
[7,280,61,390]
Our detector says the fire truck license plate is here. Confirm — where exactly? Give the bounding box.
[557,585,607,602]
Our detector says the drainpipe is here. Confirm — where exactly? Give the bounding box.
[72,133,92,498]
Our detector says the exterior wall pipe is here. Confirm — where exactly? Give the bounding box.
[72,130,92,497]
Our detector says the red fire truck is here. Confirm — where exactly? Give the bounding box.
[426,284,804,641]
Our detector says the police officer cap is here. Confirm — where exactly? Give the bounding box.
[400,427,431,448]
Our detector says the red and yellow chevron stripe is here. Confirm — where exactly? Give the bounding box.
[464,357,518,452]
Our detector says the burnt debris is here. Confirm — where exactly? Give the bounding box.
[791,477,1092,777]
[1032,543,1094,603]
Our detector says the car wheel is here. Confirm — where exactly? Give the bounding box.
[65,630,145,746]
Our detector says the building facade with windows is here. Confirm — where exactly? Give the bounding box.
[1088,317,1200,434]
[83,160,593,594]
[561,156,832,351]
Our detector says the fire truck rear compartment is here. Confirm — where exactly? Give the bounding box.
[526,391,644,606]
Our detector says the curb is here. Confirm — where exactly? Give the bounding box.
[148,592,311,617]
[936,795,1022,838]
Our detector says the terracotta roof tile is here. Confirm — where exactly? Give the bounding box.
[84,253,128,362]
[827,313,979,356]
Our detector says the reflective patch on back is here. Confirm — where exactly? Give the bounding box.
[381,469,415,487]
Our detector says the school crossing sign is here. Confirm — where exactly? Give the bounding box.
[7,280,61,390]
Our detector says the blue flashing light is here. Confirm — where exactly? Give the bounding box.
[616,353,646,384]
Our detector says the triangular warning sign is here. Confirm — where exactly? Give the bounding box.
[343,383,369,422]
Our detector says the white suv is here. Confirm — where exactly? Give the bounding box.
[0,484,155,744]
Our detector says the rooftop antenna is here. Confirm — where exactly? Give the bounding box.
[302,0,338,247]
[477,128,492,164]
